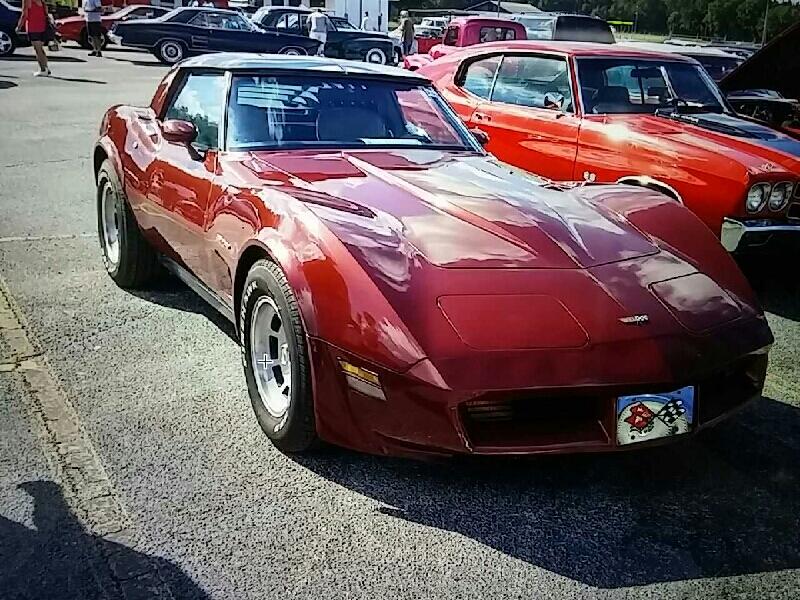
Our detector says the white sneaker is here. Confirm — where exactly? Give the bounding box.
[33,69,51,77]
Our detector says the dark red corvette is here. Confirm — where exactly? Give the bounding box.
[94,54,772,458]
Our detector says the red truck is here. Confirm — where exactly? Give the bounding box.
[404,16,526,71]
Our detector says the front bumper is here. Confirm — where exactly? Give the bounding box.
[720,217,800,252]
[107,32,121,45]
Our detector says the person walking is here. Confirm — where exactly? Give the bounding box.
[83,0,104,57]
[360,11,370,31]
[308,7,327,56]
[399,10,415,56]
[17,0,51,76]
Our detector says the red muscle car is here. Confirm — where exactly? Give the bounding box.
[57,4,170,48]
[94,54,772,458]
[421,40,800,253]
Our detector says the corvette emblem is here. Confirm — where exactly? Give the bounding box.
[619,314,649,325]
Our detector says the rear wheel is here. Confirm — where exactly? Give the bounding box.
[240,260,317,453]
[156,39,186,65]
[96,160,158,288]
[0,29,16,57]
[364,47,387,64]
[279,46,306,56]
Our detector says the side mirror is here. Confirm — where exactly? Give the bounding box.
[162,119,197,145]
[543,92,565,111]
[469,127,489,146]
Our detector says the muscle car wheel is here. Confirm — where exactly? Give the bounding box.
[364,48,387,64]
[279,46,306,56]
[241,260,317,453]
[0,30,15,57]
[157,40,185,65]
[96,160,157,288]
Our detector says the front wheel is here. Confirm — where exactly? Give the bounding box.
[364,47,387,65]
[240,260,317,453]
[279,46,307,56]
[96,160,158,288]
[0,29,16,57]
[156,39,185,65]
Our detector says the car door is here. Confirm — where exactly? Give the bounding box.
[205,11,261,53]
[147,71,226,282]
[183,11,211,53]
[471,53,581,181]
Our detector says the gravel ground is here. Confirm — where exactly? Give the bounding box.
[0,46,798,600]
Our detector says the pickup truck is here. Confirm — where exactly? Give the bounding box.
[403,16,526,70]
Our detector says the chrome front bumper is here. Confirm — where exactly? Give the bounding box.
[720,218,800,252]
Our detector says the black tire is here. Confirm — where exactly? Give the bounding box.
[240,260,317,453]
[364,47,387,64]
[96,159,158,288]
[279,46,307,55]
[156,39,186,65]
[0,28,17,57]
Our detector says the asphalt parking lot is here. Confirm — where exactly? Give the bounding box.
[1,46,800,600]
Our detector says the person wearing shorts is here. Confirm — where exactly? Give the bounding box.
[18,0,50,76]
[83,0,104,57]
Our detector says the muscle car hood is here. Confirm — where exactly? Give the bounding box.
[601,113,800,172]
[236,149,661,269]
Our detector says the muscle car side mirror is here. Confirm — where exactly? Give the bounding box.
[543,92,565,111]
[162,119,198,145]
[469,127,489,146]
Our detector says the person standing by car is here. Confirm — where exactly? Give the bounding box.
[17,0,50,76]
[83,0,103,57]
[399,10,414,56]
[309,7,327,56]
[360,11,370,31]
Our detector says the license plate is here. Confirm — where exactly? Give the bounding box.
[616,386,694,445]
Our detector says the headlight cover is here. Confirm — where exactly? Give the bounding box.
[768,181,793,211]
[746,183,771,213]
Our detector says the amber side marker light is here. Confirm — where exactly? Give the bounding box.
[339,360,386,401]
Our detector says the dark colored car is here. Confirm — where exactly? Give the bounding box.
[93,53,772,458]
[720,20,800,139]
[57,4,171,49]
[0,0,29,57]
[251,7,396,65]
[111,6,319,65]
[511,13,615,44]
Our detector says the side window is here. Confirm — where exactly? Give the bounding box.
[443,26,458,46]
[276,13,301,32]
[491,54,573,112]
[206,13,248,31]
[189,12,208,28]
[164,73,226,149]
[479,27,517,43]
[460,56,501,100]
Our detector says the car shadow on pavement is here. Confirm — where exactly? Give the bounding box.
[0,80,18,89]
[1,54,86,63]
[127,278,237,342]
[295,397,800,589]
[106,55,165,68]
[48,76,107,84]
[0,480,209,599]
[740,256,800,321]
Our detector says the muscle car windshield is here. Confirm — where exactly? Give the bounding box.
[577,58,725,115]
[226,75,478,151]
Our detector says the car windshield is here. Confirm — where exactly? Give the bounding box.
[515,17,555,39]
[226,75,479,151]
[577,58,725,114]
[330,17,356,30]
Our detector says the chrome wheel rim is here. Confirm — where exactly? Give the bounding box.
[0,31,12,55]
[100,181,121,268]
[250,296,292,418]
[366,49,385,64]
[162,42,182,63]
[282,47,302,55]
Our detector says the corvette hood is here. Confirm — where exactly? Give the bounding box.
[604,114,800,171]
[246,150,659,269]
